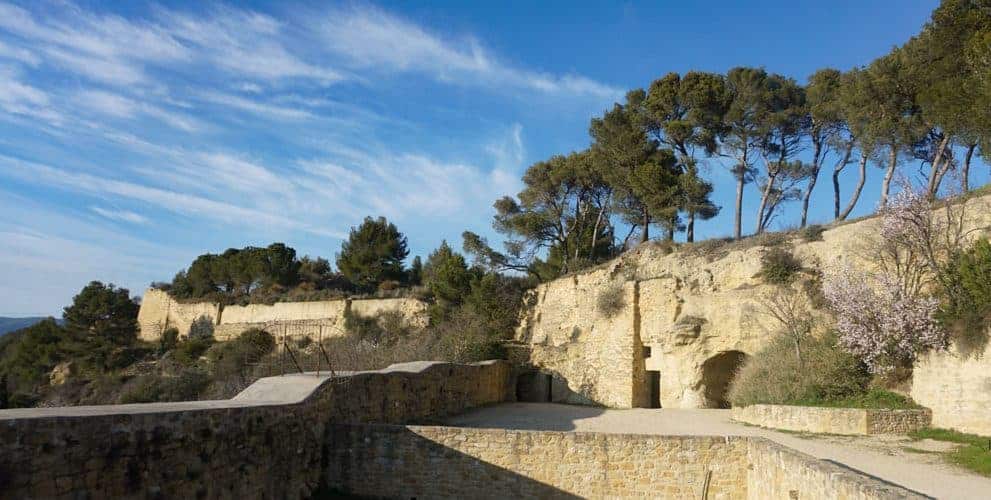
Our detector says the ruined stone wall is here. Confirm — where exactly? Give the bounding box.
[517,194,991,410]
[326,427,926,500]
[732,405,931,435]
[911,341,991,435]
[0,361,512,499]
[136,289,220,342]
[137,289,429,342]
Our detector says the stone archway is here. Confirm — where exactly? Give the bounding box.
[700,351,748,409]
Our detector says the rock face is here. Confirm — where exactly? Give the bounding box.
[516,194,991,411]
[911,340,991,435]
[136,288,429,343]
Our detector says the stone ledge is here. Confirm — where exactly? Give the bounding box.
[732,404,932,435]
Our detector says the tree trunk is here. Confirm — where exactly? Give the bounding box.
[800,139,823,228]
[734,173,744,240]
[838,153,868,220]
[756,171,777,235]
[832,143,853,220]
[640,209,650,243]
[925,134,951,197]
[686,210,696,243]
[962,143,976,193]
[590,201,606,259]
[880,146,897,207]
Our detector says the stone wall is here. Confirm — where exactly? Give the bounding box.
[136,288,220,342]
[0,361,512,499]
[517,194,991,409]
[732,405,931,435]
[325,426,926,499]
[911,341,991,435]
[746,439,927,499]
[137,288,429,343]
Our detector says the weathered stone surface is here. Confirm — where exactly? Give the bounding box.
[137,289,429,342]
[911,341,991,435]
[0,360,512,500]
[327,426,926,500]
[747,439,926,499]
[732,405,931,435]
[517,194,991,413]
[137,289,220,341]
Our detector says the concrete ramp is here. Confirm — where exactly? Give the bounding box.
[233,373,333,403]
[232,361,456,403]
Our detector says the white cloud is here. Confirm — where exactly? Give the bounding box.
[90,206,148,224]
[157,6,341,84]
[196,91,315,120]
[0,65,62,124]
[0,2,188,86]
[0,39,39,66]
[318,5,621,99]
[76,89,202,131]
[0,155,342,238]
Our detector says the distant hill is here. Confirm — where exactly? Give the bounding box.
[0,317,58,336]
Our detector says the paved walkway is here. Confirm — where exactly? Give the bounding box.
[447,403,991,499]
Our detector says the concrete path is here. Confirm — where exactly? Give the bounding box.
[447,403,991,500]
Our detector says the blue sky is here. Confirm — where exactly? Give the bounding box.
[0,0,977,316]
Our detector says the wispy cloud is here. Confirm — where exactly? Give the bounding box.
[76,89,202,131]
[156,6,341,84]
[0,155,342,238]
[318,4,621,99]
[90,206,148,224]
[0,65,62,124]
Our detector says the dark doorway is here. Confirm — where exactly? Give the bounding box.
[647,371,661,408]
[516,371,552,402]
[700,351,748,409]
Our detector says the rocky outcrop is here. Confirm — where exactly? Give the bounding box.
[516,194,991,410]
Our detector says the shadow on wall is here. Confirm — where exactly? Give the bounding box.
[701,350,749,409]
[448,402,608,432]
[516,370,601,407]
[326,425,582,499]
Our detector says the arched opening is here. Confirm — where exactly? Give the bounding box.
[701,351,748,409]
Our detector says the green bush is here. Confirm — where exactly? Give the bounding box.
[238,328,276,354]
[188,315,215,339]
[800,224,825,242]
[760,247,803,284]
[596,282,626,318]
[938,238,991,353]
[159,327,179,354]
[118,368,210,404]
[728,332,871,407]
[172,336,214,365]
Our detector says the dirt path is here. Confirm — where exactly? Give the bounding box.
[447,403,991,499]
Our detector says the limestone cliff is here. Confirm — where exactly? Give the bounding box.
[516,194,991,419]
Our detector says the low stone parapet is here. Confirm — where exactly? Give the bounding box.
[732,404,931,435]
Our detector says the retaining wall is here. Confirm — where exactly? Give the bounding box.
[327,426,926,499]
[732,404,932,435]
[0,361,512,499]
